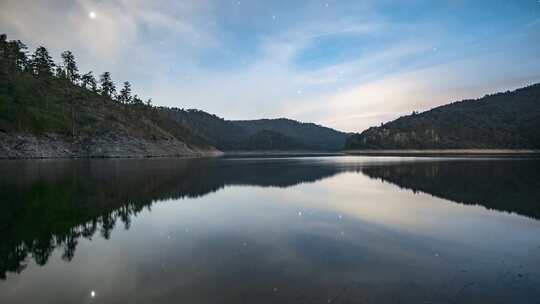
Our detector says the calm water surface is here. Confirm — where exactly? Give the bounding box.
[1,156,539,303]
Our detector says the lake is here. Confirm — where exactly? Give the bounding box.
[1,156,539,303]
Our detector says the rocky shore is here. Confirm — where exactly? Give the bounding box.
[0,132,221,159]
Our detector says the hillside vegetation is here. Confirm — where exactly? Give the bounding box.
[0,34,347,157]
[234,119,347,151]
[0,34,216,158]
[346,83,540,150]
[160,109,348,151]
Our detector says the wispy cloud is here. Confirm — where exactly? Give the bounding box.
[1,0,538,132]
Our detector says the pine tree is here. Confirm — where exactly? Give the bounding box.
[81,71,97,92]
[0,35,28,73]
[99,72,116,98]
[118,81,132,104]
[55,66,66,78]
[60,51,80,84]
[31,46,55,77]
[132,94,143,105]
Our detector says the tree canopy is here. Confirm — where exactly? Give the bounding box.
[345,84,540,149]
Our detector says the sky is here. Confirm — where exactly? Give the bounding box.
[1,0,539,132]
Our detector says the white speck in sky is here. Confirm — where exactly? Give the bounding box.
[90,290,96,298]
[297,89,302,95]
[298,211,302,216]
[89,11,97,19]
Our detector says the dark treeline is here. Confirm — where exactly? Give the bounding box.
[0,33,152,109]
[345,83,540,149]
[0,34,216,154]
[0,33,150,135]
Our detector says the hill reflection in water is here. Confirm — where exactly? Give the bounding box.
[361,159,540,220]
[1,156,539,281]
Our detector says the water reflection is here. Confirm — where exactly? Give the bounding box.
[361,159,540,220]
[0,157,354,279]
[1,157,539,303]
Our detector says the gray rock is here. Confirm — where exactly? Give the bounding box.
[0,132,221,159]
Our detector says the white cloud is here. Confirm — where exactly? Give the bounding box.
[286,53,540,132]
[1,0,538,133]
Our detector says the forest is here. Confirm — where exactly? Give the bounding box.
[346,83,540,149]
[0,34,347,155]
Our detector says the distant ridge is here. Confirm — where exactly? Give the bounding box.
[160,108,349,151]
[346,83,540,150]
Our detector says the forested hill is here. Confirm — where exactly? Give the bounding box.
[159,109,348,151]
[0,34,347,158]
[346,83,540,150]
[0,34,216,158]
[233,119,347,151]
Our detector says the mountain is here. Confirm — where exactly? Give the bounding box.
[0,65,218,158]
[0,85,222,159]
[236,129,308,150]
[0,34,347,158]
[157,108,248,150]
[233,118,348,151]
[345,83,540,150]
[159,108,348,151]
[0,34,221,158]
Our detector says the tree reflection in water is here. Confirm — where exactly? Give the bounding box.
[1,157,539,279]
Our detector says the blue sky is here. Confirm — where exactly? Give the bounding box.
[1,0,539,131]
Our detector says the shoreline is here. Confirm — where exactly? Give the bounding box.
[222,151,344,157]
[0,132,222,160]
[344,149,540,157]
[0,152,223,161]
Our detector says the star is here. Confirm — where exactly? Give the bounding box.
[90,290,96,298]
[89,11,97,19]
